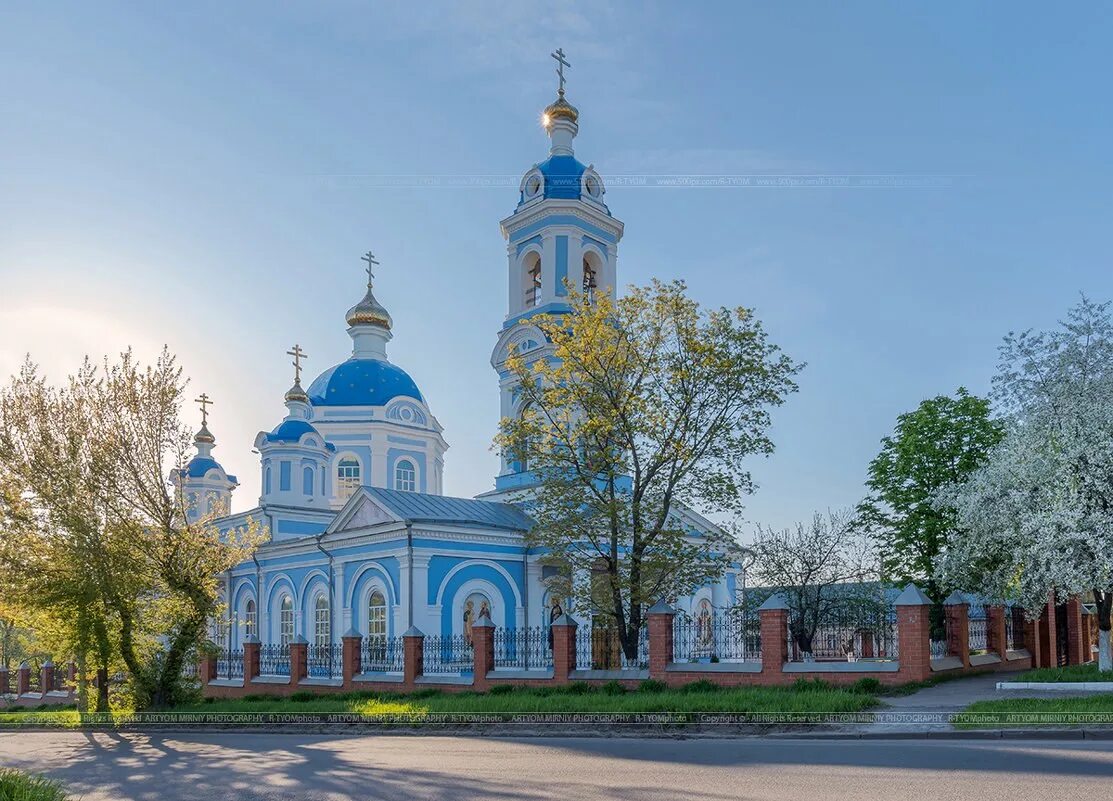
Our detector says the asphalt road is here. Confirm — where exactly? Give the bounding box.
[2,732,1113,800]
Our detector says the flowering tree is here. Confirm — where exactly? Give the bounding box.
[939,297,1113,670]
[749,510,881,659]
[497,280,800,660]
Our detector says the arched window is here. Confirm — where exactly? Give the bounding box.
[524,252,542,308]
[582,251,602,302]
[368,591,387,640]
[303,465,314,496]
[264,466,271,494]
[337,457,361,500]
[314,594,330,647]
[279,595,294,645]
[395,459,416,492]
[245,599,257,640]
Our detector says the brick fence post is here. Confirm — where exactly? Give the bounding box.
[944,593,970,668]
[1026,613,1043,667]
[199,655,216,686]
[472,614,495,691]
[757,594,789,678]
[1081,607,1095,663]
[342,629,361,688]
[243,637,260,683]
[987,604,1008,660]
[895,584,932,683]
[0,665,8,695]
[41,660,54,694]
[403,626,424,690]
[551,614,577,683]
[1066,597,1085,665]
[17,662,30,695]
[1037,598,1056,668]
[289,636,308,686]
[647,600,675,681]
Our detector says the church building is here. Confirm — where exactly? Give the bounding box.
[173,56,743,658]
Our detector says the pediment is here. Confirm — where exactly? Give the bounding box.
[327,490,401,535]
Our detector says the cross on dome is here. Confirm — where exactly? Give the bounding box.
[551,47,570,96]
[286,344,308,384]
[361,250,379,286]
[194,393,213,427]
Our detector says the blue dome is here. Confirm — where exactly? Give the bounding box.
[307,358,424,407]
[265,419,333,451]
[536,155,586,200]
[180,456,237,484]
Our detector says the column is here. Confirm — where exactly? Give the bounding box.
[1066,597,1085,665]
[894,584,932,683]
[342,629,361,688]
[472,615,496,691]
[646,600,675,681]
[987,605,1008,660]
[243,637,260,682]
[551,614,577,683]
[943,592,970,668]
[289,636,308,685]
[757,594,790,676]
[403,626,425,689]
[41,661,54,694]
[17,662,30,695]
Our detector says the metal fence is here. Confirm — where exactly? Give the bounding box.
[181,659,199,679]
[968,604,988,653]
[574,625,648,671]
[361,636,405,673]
[673,609,761,663]
[259,644,290,676]
[1006,605,1025,651]
[216,649,245,681]
[787,602,899,662]
[307,644,343,679]
[422,633,473,674]
[493,626,553,670]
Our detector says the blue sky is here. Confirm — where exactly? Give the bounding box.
[2,2,1110,537]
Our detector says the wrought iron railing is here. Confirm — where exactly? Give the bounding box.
[307,643,342,678]
[26,667,41,694]
[423,633,473,674]
[493,626,553,670]
[361,636,404,673]
[968,604,988,653]
[51,666,68,690]
[181,659,199,679]
[216,649,244,680]
[673,609,761,663]
[574,625,648,671]
[259,644,290,676]
[787,602,899,662]
[1006,605,1024,651]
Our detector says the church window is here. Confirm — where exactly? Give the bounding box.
[303,465,314,496]
[279,461,291,491]
[368,591,387,639]
[524,253,542,308]
[205,492,217,516]
[582,252,601,302]
[264,467,271,494]
[337,458,361,500]
[279,595,294,645]
[395,459,416,492]
[245,599,257,640]
[314,594,330,647]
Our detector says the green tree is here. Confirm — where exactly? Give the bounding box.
[496,280,801,660]
[858,387,1003,604]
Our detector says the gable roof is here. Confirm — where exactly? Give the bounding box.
[363,487,534,532]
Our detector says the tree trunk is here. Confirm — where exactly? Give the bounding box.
[1094,589,1113,672]
[95,667,109,713]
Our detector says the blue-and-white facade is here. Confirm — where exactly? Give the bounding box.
[173,75,743,652]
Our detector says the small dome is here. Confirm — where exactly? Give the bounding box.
[265,419,332,450]
[307,358,424,407]
[180,456,237,485]
[346,286,393,329]
[543,93,579,125]
[194,424,216,445]
[284,381,309,403]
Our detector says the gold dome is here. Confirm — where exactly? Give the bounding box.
[284,381,309,403]
[346,287,393,330]
[543,91,579,125]
[194,424,215,445]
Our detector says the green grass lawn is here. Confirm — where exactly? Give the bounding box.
[1012,663,1108,683]
[0,679,880,728]
[959,694,1113,728]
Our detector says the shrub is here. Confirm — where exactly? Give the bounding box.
[487,684,515,695]
[599,681,626,696]
[243,694,270,703]
[289,691,317,703]
[682,680,719,694]
[565,681,594,695]
[792,677,833,693]
[849,677,882,695]
[0,769,69,801]
[638,679,668,694]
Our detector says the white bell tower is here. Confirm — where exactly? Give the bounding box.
[488,50,624,493]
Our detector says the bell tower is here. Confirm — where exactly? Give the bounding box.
[489,50,624,493]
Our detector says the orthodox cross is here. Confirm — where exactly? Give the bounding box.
[194,393,213,427]
[551,48,570,95]
[286,344,308,384]
[361,250,379,286]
